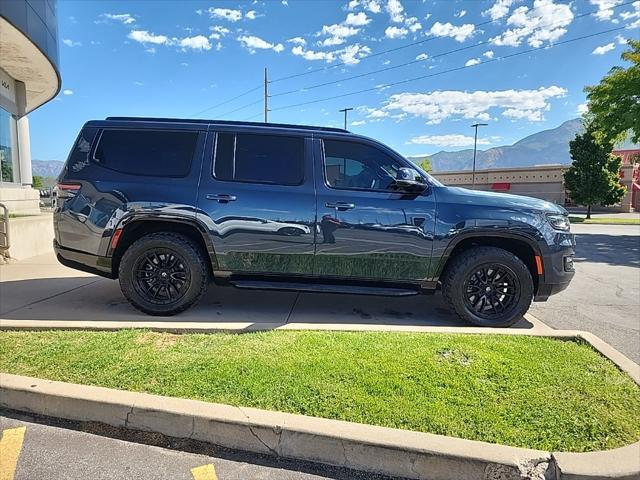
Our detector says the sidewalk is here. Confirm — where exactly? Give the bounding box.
[0,253,549,333]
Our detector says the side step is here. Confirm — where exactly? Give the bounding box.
[229,280,420,297]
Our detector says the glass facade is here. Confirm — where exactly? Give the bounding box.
[0,107,19,184]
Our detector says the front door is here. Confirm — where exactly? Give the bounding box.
[196,130,316,275]
[313,137,436,282]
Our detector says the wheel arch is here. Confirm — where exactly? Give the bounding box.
[437,232,542,293]
[110,217,217,278]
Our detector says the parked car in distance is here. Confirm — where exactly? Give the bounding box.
[53,117,575,327]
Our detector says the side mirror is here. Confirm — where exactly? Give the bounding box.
[393,168,427,193]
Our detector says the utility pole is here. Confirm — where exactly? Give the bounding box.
[264,67,269,123]
[339,107,353,130]
[471,123,488,188]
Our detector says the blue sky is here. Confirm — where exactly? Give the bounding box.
[29,0,639,161]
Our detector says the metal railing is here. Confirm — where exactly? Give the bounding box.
[0,202,9,251]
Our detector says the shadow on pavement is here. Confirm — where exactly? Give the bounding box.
[573,233,640,267]
[0,276,536,329]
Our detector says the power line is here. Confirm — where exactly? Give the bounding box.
[268,0,636,85]
[270,2,635,99]
[217,98,263,118]
[190,84,262,118]
[270,26,627,113]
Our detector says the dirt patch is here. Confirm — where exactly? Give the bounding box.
[135,332,180,349]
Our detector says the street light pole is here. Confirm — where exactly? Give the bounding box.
[471,123,488,188]
[339,107,353,130]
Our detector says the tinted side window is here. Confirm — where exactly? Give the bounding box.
[94,129,198,177]
[324,140,401,191]
[214,133,304,186]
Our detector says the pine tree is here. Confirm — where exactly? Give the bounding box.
[563,127,626,219]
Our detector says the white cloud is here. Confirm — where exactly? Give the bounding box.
[99,13,136,25]
[483,50,495,59]
[465,58,481,66]
[577,102,588,115]
[291,43,370,64]
[288,36,307,45]
[351,120,367,126]
[282,0,288,5]
[381,86,567,124]
[319,23,360,46]
[589,0,623,21]
[405,16,422,32]
[245,10,258,19]
[490,0,574,48]
[209,8,243,22]
[592,42,616,54]
[483,0,516,20]
[615,34,628,44]
[209,25,230,39]
[359,106,390,119]
[409,134,493,147]
[178,35,212,51]
[62,39,82,47]
[128,30,169,45]
[620,1,640,28]
[415,53,428,60]
[63,89,73,95]
[456,10,467,18]
[345,12,371,26]
[386,0,405,23]
[237,35,284,53]
[428,22,475,42]
[348,0,382,13]
[385,26,408,39]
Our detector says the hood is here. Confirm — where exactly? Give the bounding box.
[438,186,566,214]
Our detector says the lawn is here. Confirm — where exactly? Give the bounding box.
[569,216,640,225]
[1,330,639,453]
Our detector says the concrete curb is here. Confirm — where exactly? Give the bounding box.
[1,330,639,480]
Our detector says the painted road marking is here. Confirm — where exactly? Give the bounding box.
[0,427,26,480]
[191,464,218,480]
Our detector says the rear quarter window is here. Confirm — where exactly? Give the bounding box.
[93,129,199,177]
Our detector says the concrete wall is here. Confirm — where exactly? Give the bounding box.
[2,212,53,260]
[0,185,40,215]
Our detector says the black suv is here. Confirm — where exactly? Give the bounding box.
[54,117,575,327]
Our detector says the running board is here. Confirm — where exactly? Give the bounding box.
[229,280,420,297]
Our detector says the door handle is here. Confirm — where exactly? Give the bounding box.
[206,194,237,203]
[325,201,355,211]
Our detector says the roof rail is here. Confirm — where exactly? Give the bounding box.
[104,117,349,133]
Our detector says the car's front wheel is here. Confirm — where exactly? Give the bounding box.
[119,232,209,316]
[441,246,534,327]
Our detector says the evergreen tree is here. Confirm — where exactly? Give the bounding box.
[563,128,626,219]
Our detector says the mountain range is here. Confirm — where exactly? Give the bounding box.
[409,118,584,172]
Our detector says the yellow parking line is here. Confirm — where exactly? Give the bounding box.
[191,464,218,480]
[0,427,26,480]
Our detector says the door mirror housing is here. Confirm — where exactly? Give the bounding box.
[393,168,428,193]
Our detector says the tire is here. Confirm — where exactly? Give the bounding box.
[118,232,209,316]
[441,246,534,327]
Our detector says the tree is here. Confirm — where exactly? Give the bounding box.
[584,39,640,144]
[32,175,44,189]
[563,127,626,219]
[417,157,432,172]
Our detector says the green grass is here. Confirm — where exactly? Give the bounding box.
[1,330,639,452]
[569,216,640,225]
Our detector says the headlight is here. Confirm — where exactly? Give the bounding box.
[546,213,570,231]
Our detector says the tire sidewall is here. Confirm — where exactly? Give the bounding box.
[119,234,207,316]
[446,249,534,327]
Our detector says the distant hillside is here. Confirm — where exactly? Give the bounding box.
[409,118,584,172]
[32,159,64,178]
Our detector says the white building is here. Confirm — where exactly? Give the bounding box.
[0,0,60,214]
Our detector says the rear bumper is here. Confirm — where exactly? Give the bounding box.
[54,241,115,279]
[534,242,575,302]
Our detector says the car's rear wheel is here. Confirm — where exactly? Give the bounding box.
[441,246,534,327]
[119,232,209,316]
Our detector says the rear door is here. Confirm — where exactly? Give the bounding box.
[313,137,436,281]
[196,130,316,275]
